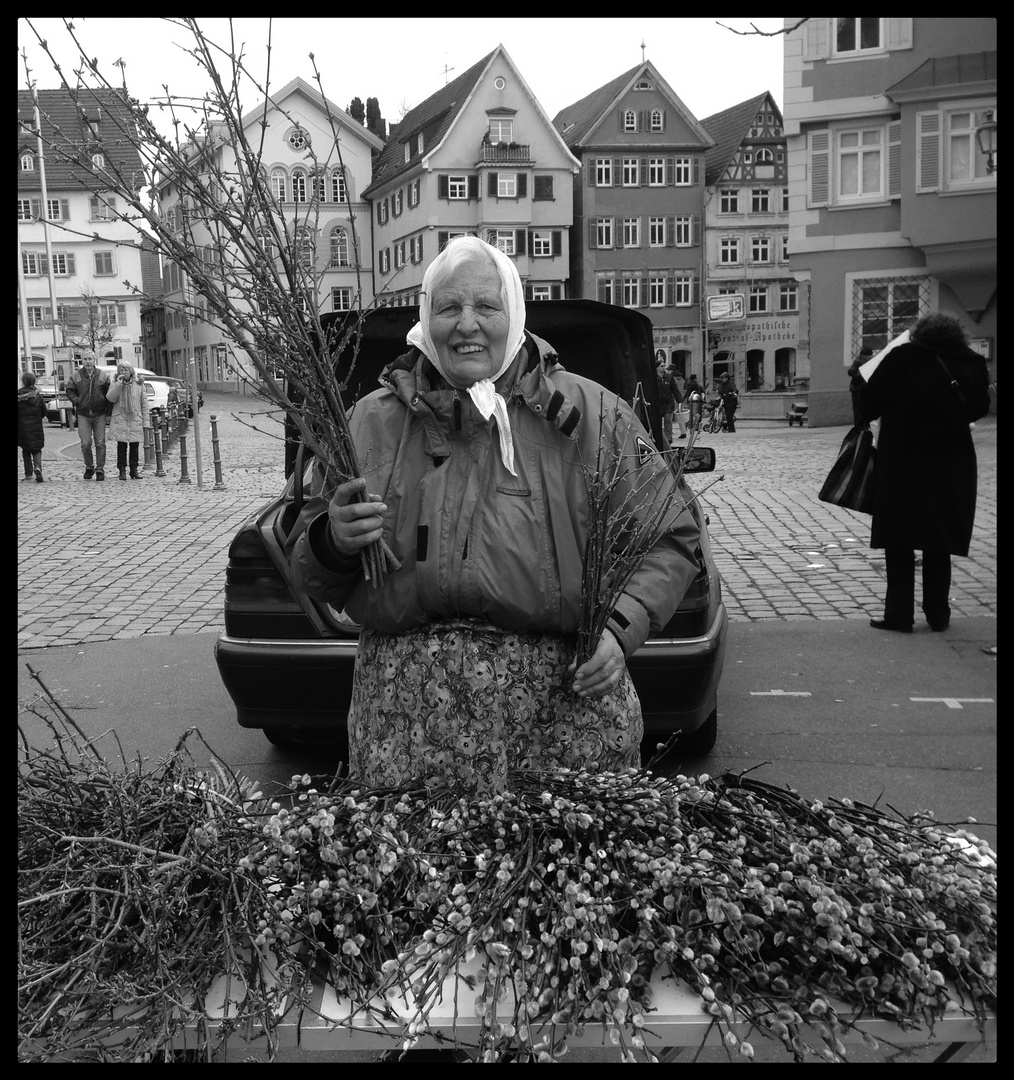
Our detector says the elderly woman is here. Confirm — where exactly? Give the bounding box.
[860,313,990,633]
[106,362,150,480]
[291,236,701,793]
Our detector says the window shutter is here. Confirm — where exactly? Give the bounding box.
[468,175,479,200]
[515,229,526,255]
[66,254,76,276]
[916,111,941,193]
[551,284,561,300]
[528,229,534,254]
[31,198,41,218]
[552,231,562,257]
[488,173,498,197]
[598,278,609,303]
[417,234,423,261]
[666,216,675,247]
[692,275,700,306]
[661,109,667,132]
[60,199,70,220]
[639,111,646,132]
[666,158,674,186]
[588,220,597,249]
[641,158,648,186]
[803,18,830,61]
[887,120,902,199]
[807,129,831,207]
[614,157,622,181]
[666,276,675,306]
[615,224,623,249]
[587,161,596,186]
[886,18,914,51]
[438,175,448,199]
[438,231,448,251]
[525,284,533,301]
[692,216,701,247]
[692,157,701,186]
[641,276,649,307]
[518,173,527,198]
[618,109,625,130]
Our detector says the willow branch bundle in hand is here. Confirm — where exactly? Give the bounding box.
[575,390,717,667]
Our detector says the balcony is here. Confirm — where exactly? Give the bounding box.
[477,142,533,166]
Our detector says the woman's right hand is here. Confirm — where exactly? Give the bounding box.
[328,477,387,556]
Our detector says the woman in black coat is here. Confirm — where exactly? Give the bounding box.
[860,313,990,632]
[18,371,47,483]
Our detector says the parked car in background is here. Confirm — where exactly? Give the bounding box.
[215,301,728,764]
[144,375,202,421]
[32,374,73,423]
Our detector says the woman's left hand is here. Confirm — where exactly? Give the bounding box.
[570,629,626,698]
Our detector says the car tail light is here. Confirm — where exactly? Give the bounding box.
[224,520,316,638]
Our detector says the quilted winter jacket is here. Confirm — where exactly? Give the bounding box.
[106,378,150,443]
[289,333,702,659]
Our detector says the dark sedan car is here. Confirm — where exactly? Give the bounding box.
[215,301,727,762]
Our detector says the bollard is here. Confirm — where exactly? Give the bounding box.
[209,413,226,490]
[178,430,192,484]
[161,415,171,453]
[143,425,154,466]
[153,426,166,477]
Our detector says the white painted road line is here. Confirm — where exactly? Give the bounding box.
[750,690,813,697]
[909,698,995,710]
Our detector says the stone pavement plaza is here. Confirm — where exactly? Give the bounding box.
[17,393,997,649]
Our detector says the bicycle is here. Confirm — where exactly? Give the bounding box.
[703,398,727,434]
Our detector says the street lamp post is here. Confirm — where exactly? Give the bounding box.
[975,109,997,174]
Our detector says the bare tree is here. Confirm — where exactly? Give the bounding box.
[63,285,117,357]
[21,17,398,583]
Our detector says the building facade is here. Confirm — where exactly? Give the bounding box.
[156,78,383,390]
[18,89,150,382]
[363,46,579,306]
[554,61,714,378]
[701,92,807,415]
[783,17,996,425]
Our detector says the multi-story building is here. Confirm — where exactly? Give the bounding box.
[553,61,714,378]
[18,89,150,382]
[363,46,579,305]
[156,77,383,389]
[701,92,807,414]
[783,17,996,425]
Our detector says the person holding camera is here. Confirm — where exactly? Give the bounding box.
[105,363,150,480]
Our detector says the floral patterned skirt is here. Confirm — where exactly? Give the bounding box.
[348,620,643,795]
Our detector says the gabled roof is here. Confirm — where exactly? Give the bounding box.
[17,88,145,192]
[552,60,715,150]
[239,76,384,152]
[700,91,781,187]
[364,49,497,196]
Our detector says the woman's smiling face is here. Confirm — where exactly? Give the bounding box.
[427,255,510,387]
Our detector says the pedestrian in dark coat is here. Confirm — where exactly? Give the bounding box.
[717,373,739,432]
[860,313,990,633]
[18,371,47,482]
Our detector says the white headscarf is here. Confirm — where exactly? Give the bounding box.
[407,236,526,476]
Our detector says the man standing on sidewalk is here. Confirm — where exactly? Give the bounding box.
[64,352,111,480]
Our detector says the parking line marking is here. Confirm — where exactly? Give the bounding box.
[750,690,812,697]
[909,697,995,710]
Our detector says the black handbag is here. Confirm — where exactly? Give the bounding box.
[818,425,876,513]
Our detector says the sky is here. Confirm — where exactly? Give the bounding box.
[18,17,787,135]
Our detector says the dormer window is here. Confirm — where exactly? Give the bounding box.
[634,79,654,91]
[21,152,34,171]
[92,153,106,169]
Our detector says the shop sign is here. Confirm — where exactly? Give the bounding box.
[711,316,799,348]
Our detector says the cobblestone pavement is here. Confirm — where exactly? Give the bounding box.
[17,393,996,648]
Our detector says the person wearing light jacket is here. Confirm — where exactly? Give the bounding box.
[289,237,701,794]
[105,362,150,480]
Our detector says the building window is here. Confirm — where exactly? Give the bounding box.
[288,128,308,150]
[408,179,420,207]
[530,285,551,302]
[781,234,789,262]
[720,189,739,213]
[45,199,68,221]
[947,109,996,185]
[94,251,115,275]
[271,169,287,203]
[392,189,403,216]
[378,199,389,224]
[622,217,640,248]
[650,109,665,132]
[27,306,45,328]
[329,227,350,268]
[649,217,666,247]
[623,110,637,132]
[98,302,126,327]
[622,277,640,308]
[21,153,35,171]
[778,282,798,312]
[331,287,352,311]
[720,237,740,265]
[751,236,771,263]
[497,172,517,198]
[649,276,666,307]
[674,157,692,185]
[838,128,883,200]
[489,230,515,256]
[294,226,314,269]
[90,195,116,220]
[749,285,768,313]
[756,148,774,164]
[595,218,613,248]
[488,117,513,143]
[782,187,790,212]
[834,17,882,55]
[595,159,612,186]
[674,216,692,246]
[533,175,554,201]
[410,235,423,263]
[18,199,33,220]
[751,188,771,213]
[532,231,553,257]
[622,158,639,186]
[647,158,665,186]
[331,170,347,203]
[291,169,308,203]
[851,275,930,354]
[91,153,106,169]
[674,275,692,306]
[598,276,615,305]
[448,175,468,199]
[379,248,390,274]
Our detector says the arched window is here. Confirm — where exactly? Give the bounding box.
[756,148,774,163]
[293,225,315,269]
[21,152,35,171]
[331,169,347,203]
[291,169,308,204]
[623,110,637,132]
[270,168,287,203]
[91,152,106,169]
[650,109,664,132]
[329,227,349,268]
[255,226,276,261]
